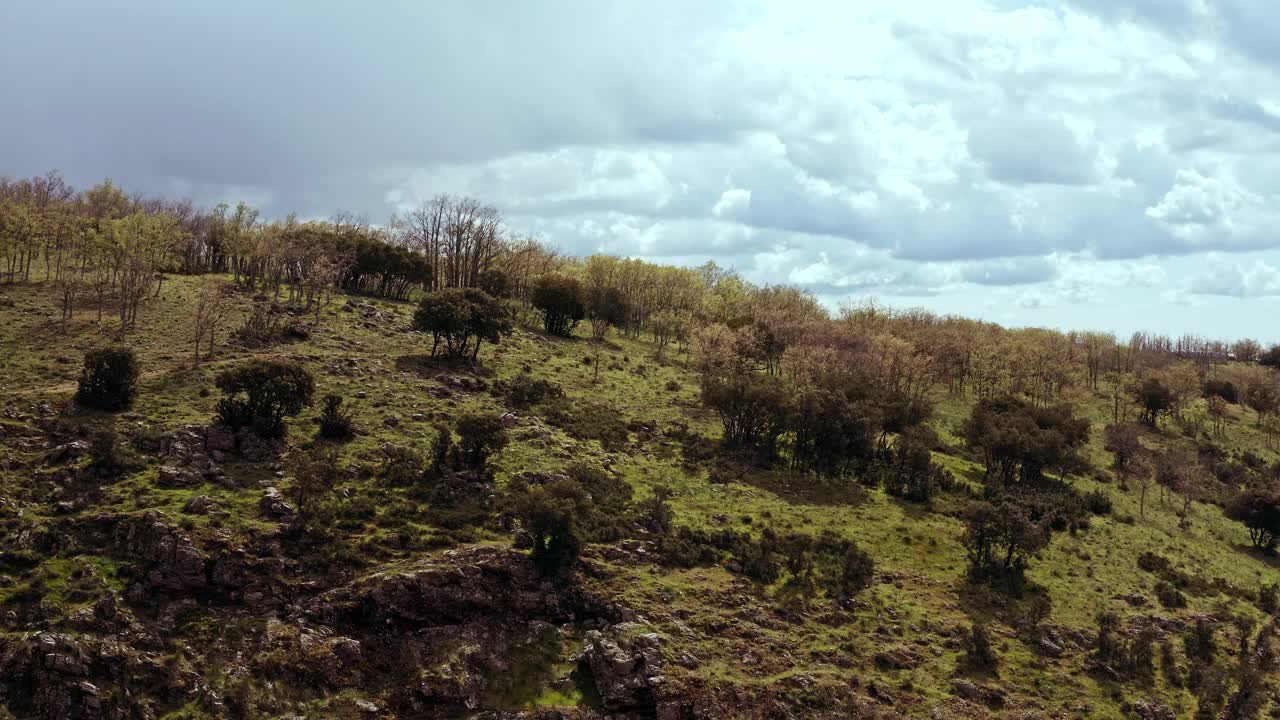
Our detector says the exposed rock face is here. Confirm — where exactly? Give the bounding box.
[0,632,171,720]
[112,511,209,594]
[582,625,666,711]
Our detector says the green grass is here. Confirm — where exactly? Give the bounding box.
[5,270,1280,716]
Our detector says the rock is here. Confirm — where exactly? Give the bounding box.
[354,699,379,713]
[42,440,89,465]
[383,415,400,428]
[874,647,923,670]
[183,495,218,515]
[204,425,236,453]
[157,464,201,488]
[1132,700,1176,720]
[582,625,665,711]
[951,679,1006,709]
[260,487,296,519]
[1038,636,1063,657]
[501,413,519,428]
[112,512,208,593]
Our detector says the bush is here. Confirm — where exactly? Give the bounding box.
[1084,489,1113,516]
[413,288,511,362]
[317,394,354,440]
[87,429,137,477]
[75,348,139,411]
[380,444,424,486]
[963,622,999,671]
[513,478,588,579]
[234,306,287,347]
[215,359,315,438]
[455,413,509,471]
[531,274,585,337]
[1156,580,1188,608]
[1204,379,1239,404]
[505,373,564,409]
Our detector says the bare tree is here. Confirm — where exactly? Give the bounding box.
[193,280,233,364]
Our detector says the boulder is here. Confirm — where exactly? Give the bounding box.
[42,440,89,466]
[183,495,218,515]
[260,487,296,520]
[582,625,665,711]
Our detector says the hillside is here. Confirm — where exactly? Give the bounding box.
[3,269,1280,720]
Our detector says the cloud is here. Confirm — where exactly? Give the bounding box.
[1188,255,1280,297]
[961,257,1058,286]
[967,112,1098,186]
[9,0,1280,336]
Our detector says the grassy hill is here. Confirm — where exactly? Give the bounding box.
[2,272,1279,719]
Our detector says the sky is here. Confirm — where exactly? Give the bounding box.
[3,1,1280,340]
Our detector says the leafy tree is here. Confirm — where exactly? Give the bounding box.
[586,286,629,341]
[1103,423,1143,472]
[701,373,789,455]
[514,478,589,579]
[413,287,511,362]
[1226,488,1280,552]
[477,268,511,298]
[962,396,1089,486]
[75,347,139,411]
[215,359,315,437]
[531,274,585,337]
[884,425,942,502]
[1135,377,1174,428]
[787,388,876,477]
[454,412,509,471]
[1259,345,1280,369]
[961,499,1049,591]
[1244,379,1280,428]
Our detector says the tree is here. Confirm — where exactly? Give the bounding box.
[214,359,315,437]
[317,394,354,441]
[1259,345,1280,369]
[75,348,139,411]
[961,500,1049,591]
[1103,423,1142,473]
[192,279,233,364]
[1209,395,1230,436]
[787,388,876,477]
[1245,379,1280,428]
[515,478,589,579]
[586,286,628,342]
[454,412,509,471]
[701,373,789,455]
[413,287,511,362]
[962,396,1089,486]
[531,274,585,337]
[477,268,510,298]
[1226,488,1280,552]
[1135,377,1174,428]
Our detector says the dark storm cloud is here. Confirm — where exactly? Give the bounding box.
[0,1,758,218]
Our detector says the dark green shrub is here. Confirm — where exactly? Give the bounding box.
[455,413,509,471]
[412,288,510,362]
[317,394,354,440]
[215,359,315,437]
[542,397,629,450]
[1084,489,1113,516]
[513,478,588,579]
[506,373,564,409]
[530,274,585,337]
[963,622,999,671]
[1156,580,1188,608]
[75,348,139,411]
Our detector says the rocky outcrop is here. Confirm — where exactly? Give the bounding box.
[0,633,172,720]
[582,625,666,712]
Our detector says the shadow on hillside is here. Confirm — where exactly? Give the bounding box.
[737,468,870,508]
[395,353,490,379]
[1230,541,1280,569]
